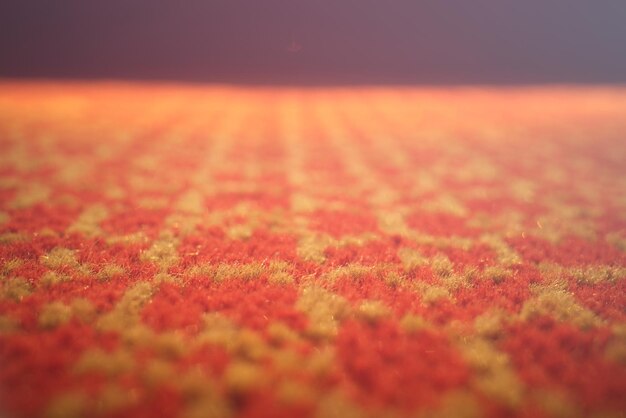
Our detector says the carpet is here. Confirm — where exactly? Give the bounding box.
[0,83,625,418]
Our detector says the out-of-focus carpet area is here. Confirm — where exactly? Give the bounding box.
[0,83,625,418]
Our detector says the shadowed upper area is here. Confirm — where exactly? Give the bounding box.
[1,0,626,85]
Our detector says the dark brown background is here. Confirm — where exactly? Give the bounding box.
[2,0,626,85]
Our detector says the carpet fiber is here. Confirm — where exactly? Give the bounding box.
[1,83,625,418]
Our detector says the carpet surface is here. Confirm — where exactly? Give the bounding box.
[0,83,625,418]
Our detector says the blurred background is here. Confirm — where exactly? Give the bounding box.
[1,0,626,85]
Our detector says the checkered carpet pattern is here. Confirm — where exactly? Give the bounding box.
[1,83,625,418]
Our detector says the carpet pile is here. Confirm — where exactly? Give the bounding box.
[0,83,625,418]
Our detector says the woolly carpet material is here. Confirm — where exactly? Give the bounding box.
[0,83,625,418]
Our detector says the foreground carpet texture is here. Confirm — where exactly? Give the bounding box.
[0,84,625,418]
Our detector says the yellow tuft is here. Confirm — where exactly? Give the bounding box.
[304,348,336,378]
[276,380,316,405]
[2,258,23,273]
[430,253,454,278]
[186,263,213,278]
[416,283,451,304]
[377,209,410,236]
[422,194,467,216]
[421,391,482,418]
[400,314,430,333]
[213,262,263,282]
[356,300,391,324]
[476,369,522,408]
[177,367,217,401]
[269,260,291,272]
[480,235,522,266]
[533,389,581,418]
[45,391,87,418]
[142,359,175,387]
[606,232,626,252]
[296,286,350,339]
[267,322,300,345]
[324,263,372,283]
[175,190,205,214]
[459,337,523,409]
[510,179,536,202]
[0,315,17,333]
[605,324,626,365]
[571,265,626,285]
[141,232,179,269]
[182,398,232,418]
[11,183,50,209]
[153,272,181,285]
[398,247,427,271]
[314,392,368,418]
[271,349,301,373]
[2,276,32,301]
[195,313,238,347]
[474,310,507,339]
[383,271,404,288]
[40,247,79,269]
[120,325,155,348]
[68,205,108,237]
[268,271,294,285]
[439,272,472,290]
[227,224,254,240]
[95,384,135,415]
[0,233,27,244]
[297,234,329,264]
[155,331,187,359]
[520,289,602,329]
[40,271,71,287]
[291,193,319,212]
[74,348,135,377]
[38,302,72,329]
[165,213,202,236]
[97,264,125,282]
[106,231,149,245]
[224,361,265,394]
[179,368,232,418]
[231,329,268,361]
[483,266,512,284]
[70,298,96,323]
[97,282,153,331]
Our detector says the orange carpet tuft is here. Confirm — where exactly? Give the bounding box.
[0,83,625,418]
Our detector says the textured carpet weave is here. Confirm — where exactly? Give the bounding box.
[1,83,625,418]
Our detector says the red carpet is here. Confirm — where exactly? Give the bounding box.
[1,83,625,418]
